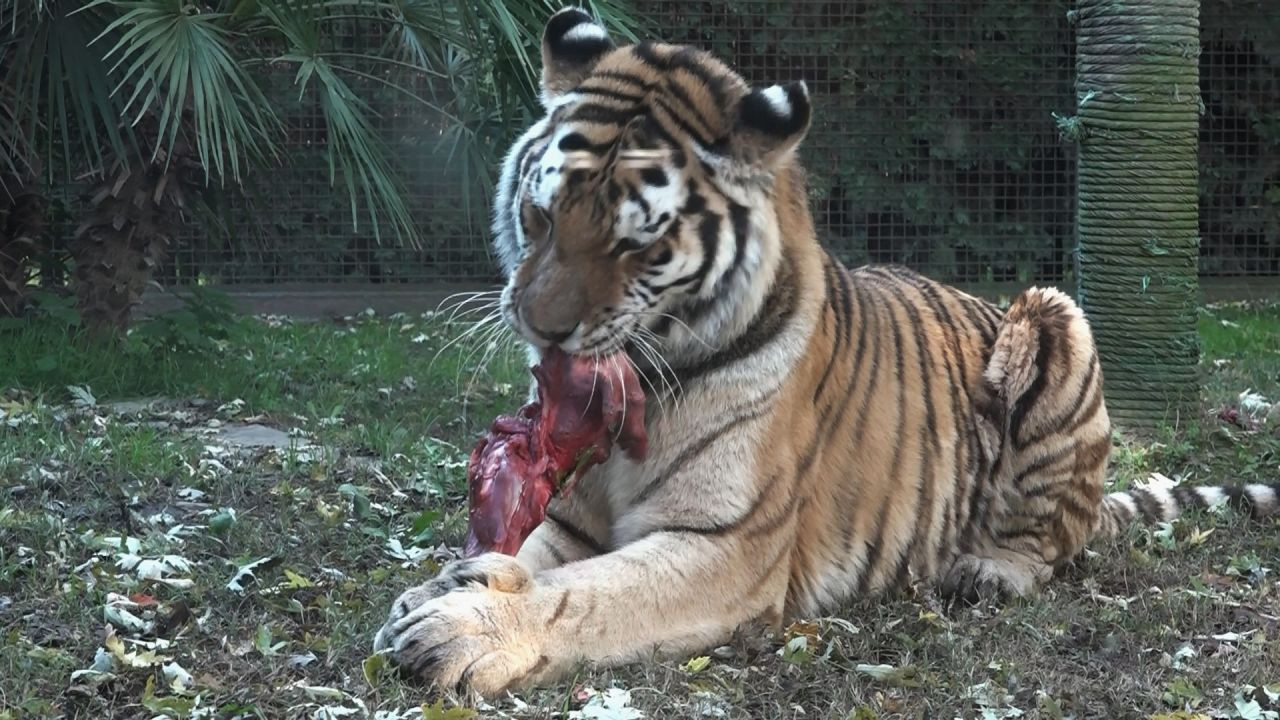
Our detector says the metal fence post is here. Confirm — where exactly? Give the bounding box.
[1074,0,1202,428]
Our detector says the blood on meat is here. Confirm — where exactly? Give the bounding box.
[463,347,647,557]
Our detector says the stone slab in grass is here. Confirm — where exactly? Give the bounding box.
[214,423,303,449]
[105,397,168,415]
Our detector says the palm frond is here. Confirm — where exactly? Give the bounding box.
[1,1,136,181]
[89,0,282,183]
[261,0,418,245]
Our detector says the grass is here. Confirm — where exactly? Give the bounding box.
[1,299,1278,719]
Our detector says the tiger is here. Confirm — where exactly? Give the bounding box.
[374,7,1280,696]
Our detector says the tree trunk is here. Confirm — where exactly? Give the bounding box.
[1074,0,1202,428]
[0,178,45,317]
[70,138,194,335]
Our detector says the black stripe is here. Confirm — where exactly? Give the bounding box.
[995,527,1042,543]
[588,69,656,92]
[857,505,891,594]
[960,295,999,346]
[727,202,750,286]
[669,46,731,107]
[1008,315,1055,448]
[640,167,668,187]
[650,471,788,537]
[857,281,908,593]
[1171,485,1205,512]
[908,280,973,571]
[652,96,714,147]
[1020,358,1097,447]
[567,103,637,126]
[544,538,568,565]
[1022,478,1067,499]
[812,258,844,402]
[625,180,651,218]
[890,542,914,590]
[547,591,570,625]
[632,395,775,504]
[831,276,879,555]
[631,41,667,70]
[559,132,613,155]
[1004,509,1060,528]
[510,127,553,207]
[545,510,606,555]
[574,85,645,105]
[679,202,750,326]
[1130,489,1164,523]
[952,412,984,551]
[1059,493,1096,522]
[794,268,864,482]
[681,183,707,214]
[830,260,859,380]
[1014,442,1077,487]
[1221,485,1250,513]
[963,432,997,552]
[1061,360,1105,437]
[799,264,868,466]
[744,492,802,537]
[670,251,799,385]
[658,74,716,141]
[1106,494,1135,525]
[689,213,721,291]
[755,538,795,593]
[893,279,941,577]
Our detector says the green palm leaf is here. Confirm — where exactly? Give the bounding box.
[88,0,282,182]
[0,0,135,181]
[259,0,418,245]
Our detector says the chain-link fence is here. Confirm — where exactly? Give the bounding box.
[155,0,1278,291]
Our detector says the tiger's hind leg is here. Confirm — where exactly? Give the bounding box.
[945,287,1111,602]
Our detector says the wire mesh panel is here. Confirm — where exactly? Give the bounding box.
[147,1,1278,289]
[1199,0,1280,277]
[160,18,499,287]
[641,0,1077,288]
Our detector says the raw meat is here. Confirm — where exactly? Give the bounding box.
[463,347,647,557]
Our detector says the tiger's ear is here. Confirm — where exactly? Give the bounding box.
[731,81,811,167]
[541,7,614,107]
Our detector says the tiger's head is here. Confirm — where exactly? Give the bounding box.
[494,8,812,366]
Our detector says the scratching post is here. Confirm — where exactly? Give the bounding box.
[1072,0,1202,427]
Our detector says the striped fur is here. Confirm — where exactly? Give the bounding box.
[374,8,1280,696]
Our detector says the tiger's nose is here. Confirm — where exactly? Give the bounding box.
[527,320,578,345]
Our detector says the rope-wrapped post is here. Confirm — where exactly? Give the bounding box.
[1073,0,1202,428]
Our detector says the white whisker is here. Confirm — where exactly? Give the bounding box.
[633,323,684,410]
[609,353,627,445]
[457,321,519,414]
[429,309,505,369]
[433,289,503,321]
[583,345,602,423]
[627,333,670,419]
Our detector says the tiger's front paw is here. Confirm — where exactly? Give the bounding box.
[373,553,548,696]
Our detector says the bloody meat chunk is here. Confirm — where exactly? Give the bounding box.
[462,347,647,557]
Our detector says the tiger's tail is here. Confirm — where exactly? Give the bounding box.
[1091,481,1280,539]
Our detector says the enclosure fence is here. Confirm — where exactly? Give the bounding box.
[151,0,1278,292]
